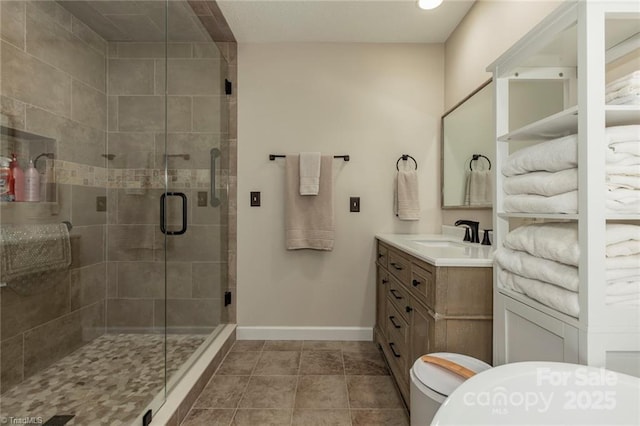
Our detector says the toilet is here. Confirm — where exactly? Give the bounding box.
[410,352,492,425]
[432,361,640,425]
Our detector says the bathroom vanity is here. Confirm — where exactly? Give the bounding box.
[374,234,493,406]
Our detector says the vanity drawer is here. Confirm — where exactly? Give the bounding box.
[387,276,411,322]
[377,242,388,269]
[410,263,435,310]
[386,302,409,345]
[387,249,411,284]
[385,303,409,379]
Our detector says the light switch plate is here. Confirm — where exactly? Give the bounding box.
[250,191,261,207]
[350,197,360,212]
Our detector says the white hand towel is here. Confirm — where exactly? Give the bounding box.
[609,141,640,157]
[285,155,334,250]
[605,125,640,145]
[606,71,640,94]
[607,174,640,190]
[606,224,640,246]
[606,164,640,176]
[299,152,321,195]
[607,240,640,258]
[395,166,420,221]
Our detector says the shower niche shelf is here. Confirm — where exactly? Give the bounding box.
[0,125,57,204]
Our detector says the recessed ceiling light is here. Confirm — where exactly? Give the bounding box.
[418,0,444,10]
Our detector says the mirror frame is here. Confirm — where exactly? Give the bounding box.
[440,78,493,210]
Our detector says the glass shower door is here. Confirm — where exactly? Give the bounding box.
[161,0,230,391]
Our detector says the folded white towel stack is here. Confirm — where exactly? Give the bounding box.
[299,152,321,195]
[606,70,640,105]
[395,163,420,221]
[496,222,640,316]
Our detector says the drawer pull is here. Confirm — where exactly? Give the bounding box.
[389,316,401,329]
[390,262,403,271]
[389,342,401,358]
[378,253,385,259]
[382,279,389,284]
[390,289,403,300]
[412,279,421,287]
[405,306,413,313]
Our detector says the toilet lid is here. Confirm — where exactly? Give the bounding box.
[412,352,492,397]
[432,361,640,425]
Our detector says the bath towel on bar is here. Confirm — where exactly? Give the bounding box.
[394,163,420,220]
[299,152,321,195]
[285,155,334,250]
[464,170,492,206]
[0,223,71,282]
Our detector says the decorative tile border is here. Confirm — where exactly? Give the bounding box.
[50,160,227,190]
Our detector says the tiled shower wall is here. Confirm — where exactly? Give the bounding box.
[0,0,235,394]
[0,0,108,393]
[104,41,229,333]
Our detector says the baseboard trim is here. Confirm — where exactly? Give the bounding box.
[236,326,373,341]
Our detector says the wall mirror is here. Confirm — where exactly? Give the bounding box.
[441,78,565,209]
[441,80,493,209]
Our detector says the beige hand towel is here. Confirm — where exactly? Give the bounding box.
[469,170,492,206]
[299,152,321,195]
[286,155,334,250]
[395,167,420,221]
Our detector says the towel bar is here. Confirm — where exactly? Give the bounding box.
[269,154,350,161]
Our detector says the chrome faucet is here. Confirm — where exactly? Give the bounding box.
[454,220,480,243]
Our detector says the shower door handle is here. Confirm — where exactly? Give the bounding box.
[210,148,222,207]
[160,192,187,235]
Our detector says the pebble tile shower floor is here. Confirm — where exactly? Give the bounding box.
[181,340,410,426]
[0,334,206,425]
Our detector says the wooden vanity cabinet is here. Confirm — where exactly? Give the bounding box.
[375,240,493,406]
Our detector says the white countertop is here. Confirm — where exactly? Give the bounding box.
[375,233,494,267]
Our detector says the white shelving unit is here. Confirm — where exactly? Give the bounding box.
[488,1,640,376]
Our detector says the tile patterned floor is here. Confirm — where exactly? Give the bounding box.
[1,333,206,426]
[181,340,410,426]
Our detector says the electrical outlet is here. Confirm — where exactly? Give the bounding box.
[197,191,207,207]
[350,197,360,212]
[250,191,261,207]
[96,196,106,212]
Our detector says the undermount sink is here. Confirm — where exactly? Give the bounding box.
[413,240,466,249]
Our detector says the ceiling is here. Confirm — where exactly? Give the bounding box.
[217,0,475,43]
[57,1,210,42]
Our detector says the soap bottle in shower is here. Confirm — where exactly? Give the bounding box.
[11,154,24,202]
[24,159,40,202]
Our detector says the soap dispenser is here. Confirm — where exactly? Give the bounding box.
[24,159,40,202]
[11,154,24,202]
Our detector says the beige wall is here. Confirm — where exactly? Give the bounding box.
[441,0,562,231]
[237,43,444,330]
